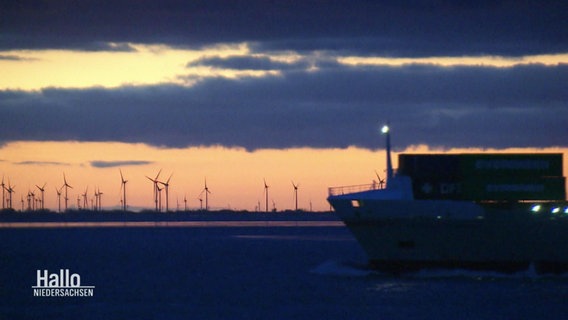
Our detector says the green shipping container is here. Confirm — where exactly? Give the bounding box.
[398,153,563,179]
[459,153,563,178]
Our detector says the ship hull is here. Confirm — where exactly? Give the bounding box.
[329,198,568,274]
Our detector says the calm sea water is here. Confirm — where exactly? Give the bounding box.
[1,217,568,319]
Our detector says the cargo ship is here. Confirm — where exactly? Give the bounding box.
[327,126,568,274]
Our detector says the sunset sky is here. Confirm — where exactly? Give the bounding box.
[1,1,567,211]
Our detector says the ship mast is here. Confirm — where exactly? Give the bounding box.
[381,125,394,184]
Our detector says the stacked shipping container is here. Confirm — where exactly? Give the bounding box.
[398,154,565,201]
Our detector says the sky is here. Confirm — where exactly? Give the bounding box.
[1,1,567,211]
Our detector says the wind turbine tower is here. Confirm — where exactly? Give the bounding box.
[6,182,14,209]
[1,176,5,209]
[120,169,128,211]
[292,181,299,211]
[56,186,63,212]
[146,170,161,211]
[200,178,211,211]
[62,173,73,211]
[36,183,46,210]
[157,185,163,212]
[95,187,103,211]
[29,190,36,211]
[159,173,173,212]
[263,179,269,213]
[82,186,89,210]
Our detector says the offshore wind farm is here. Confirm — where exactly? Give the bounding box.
[0,169,324,214]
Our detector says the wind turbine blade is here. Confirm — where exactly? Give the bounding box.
[155,169,162,181]
[120,169,126,182]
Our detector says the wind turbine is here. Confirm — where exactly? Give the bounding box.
[26,190,31,211]
[292,181,299,211]
[94,187,103,211]
[375,170,386,189]
[62,173,73,211]
[99,188,103,211]
[158,173,173,212]
[36,183,46,210]
[200,178,211,211]
[29,190,36,211]
[156,185,163,212]
[146,169,161,211]
[263,179,269,213]
[6,181,14,209]
[55,186,63,213]
[94,188,99,211]
[82,186,89,210]
[1,176,5,209]
[119,169,128,211]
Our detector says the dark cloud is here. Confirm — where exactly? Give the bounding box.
[0,54,37,61]
[15,161,69,166]
[0,62,566,150]
[90,160,153,168]
[1,0,566,57]
[188,55,308,71]
[0,55,24,61]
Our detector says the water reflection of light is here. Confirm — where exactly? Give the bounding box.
[371,282,416,293]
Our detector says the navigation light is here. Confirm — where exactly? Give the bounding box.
[530,204,541,213]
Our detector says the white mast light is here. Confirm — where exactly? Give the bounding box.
[381,123,393,184]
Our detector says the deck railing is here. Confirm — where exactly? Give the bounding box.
[328,183,383,196]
